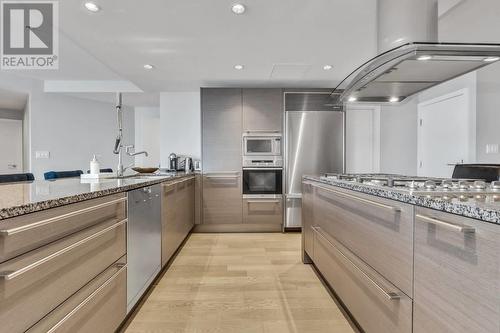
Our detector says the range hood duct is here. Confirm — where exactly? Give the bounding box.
[333,0,500,104]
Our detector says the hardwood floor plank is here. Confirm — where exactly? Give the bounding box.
[125,233,355,333]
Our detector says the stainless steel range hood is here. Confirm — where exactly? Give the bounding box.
[333,42,500,103]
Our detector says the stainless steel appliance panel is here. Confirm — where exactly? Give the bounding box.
[285,111,344,228]
[127,185,161,312]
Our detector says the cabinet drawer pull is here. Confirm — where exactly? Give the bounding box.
[247,200,281,204]
[206,175,239,179]
[164,176,195,187]
[46,263,127,333]
[0,197,126,236]
[315,185,400,212]
[313,227,401,301]
[416,214,475,233]
[0,220,126,281]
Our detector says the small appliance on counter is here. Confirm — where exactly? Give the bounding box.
[168,153,178,171]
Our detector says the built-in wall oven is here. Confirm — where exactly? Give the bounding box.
[243,168,283,196]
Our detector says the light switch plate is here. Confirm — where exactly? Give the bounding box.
[35,151,50,159]
[486,144,499,154]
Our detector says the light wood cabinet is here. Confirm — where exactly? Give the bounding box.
[242,198,282,224]
[0,193,126,264]
[313,226,412,333]
[413,207,500,333]
[242,88,283,132]
[202,173,242,225]
[27,258,127,333]
[312,183,414,297]
[161,177,195,267]
[201,88,242,172]
[0,218,126,333]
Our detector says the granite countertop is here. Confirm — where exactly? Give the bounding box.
[304,175,500,225]
[0,173,197,221]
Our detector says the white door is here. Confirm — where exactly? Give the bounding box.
[346,105,380,173]
[0,119,23,174]
[417,89,473,178]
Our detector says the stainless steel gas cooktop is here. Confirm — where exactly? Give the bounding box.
[322,173,500,196]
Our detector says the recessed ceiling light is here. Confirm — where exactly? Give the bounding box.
[389,96,399,103]
[84,2,100,12]
[348,96,357,102]
[417,55,432,61]
[143,64,154,70]
[234,64,244,70]
[323,65,333,71]
[231,4,246,15]
[484,56,500,62]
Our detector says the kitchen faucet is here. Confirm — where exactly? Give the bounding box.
[113,93,149,177]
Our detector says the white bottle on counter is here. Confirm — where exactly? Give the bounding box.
[90,155,100,175]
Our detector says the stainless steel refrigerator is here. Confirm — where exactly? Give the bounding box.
[284,108,345,228]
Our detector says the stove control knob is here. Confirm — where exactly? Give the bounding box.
[441,180,453,189]
[473,180,487,190]
[459,181,471,190]
[491,181,500,190]
[424,180,436,190]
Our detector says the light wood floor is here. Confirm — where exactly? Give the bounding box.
[125,233,355,333]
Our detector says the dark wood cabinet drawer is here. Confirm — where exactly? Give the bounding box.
[313,183,413,296]
[312,226,412,333]
[0,219,126,333]
[414,207,500,333]
[0,193,126,264]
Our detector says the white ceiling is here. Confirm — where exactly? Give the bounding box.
[0,88,28,110]
[54,0,378,93]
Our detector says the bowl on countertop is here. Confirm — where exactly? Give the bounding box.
[132,167,159,174]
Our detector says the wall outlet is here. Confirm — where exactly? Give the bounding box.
[35,151,50,159]
[486,144,499,154]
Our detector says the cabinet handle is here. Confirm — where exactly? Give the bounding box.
[416,214,475,233]
[162,176,195,188]
[0,197,126,236]
[315,185,400,212]
[247,200,281,204]
[0,220,126,281]
[313,227,401,301]
[45,263,127,333]
[205,175,239,179]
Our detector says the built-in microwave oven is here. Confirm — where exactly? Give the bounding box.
[243,133,282,156]
[243,168,283,195]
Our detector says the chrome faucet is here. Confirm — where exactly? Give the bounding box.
[113,93,149,177]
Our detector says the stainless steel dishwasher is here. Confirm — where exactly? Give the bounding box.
[127,184,161,313]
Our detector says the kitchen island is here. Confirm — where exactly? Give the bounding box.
[0,173,196,333]
[303,174,500,333]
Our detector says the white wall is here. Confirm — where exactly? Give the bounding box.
[29,91,135,179]
[379,98,418,175]
[438,0,500,163]
[135,107,160,167]
[0,73,135,179]
[160,92,201,168]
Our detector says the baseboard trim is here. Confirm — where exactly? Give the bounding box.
[193,223,282,233]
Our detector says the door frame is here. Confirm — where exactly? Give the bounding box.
[0,118,23,173]
[346,104,381,173]
[417,88,475,174]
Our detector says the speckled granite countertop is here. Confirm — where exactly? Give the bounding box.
[304,175,500,225]
[0,173,196,221]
